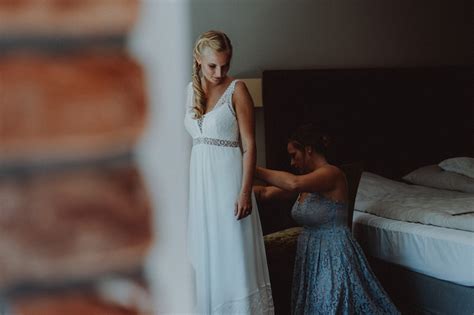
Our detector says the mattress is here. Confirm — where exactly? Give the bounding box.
[355,172,474,232]
[353,210,474,286]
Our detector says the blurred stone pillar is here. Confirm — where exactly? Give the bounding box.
[128,0,194,313]
[0,1,158,314]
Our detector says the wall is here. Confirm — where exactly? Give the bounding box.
[129,1,194,313]
[190,0,472,166]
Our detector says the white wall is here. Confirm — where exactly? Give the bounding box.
[191,0,471,75]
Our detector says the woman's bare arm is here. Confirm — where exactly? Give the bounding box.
[256,165,338,193]
[234,81,257,220]
[253,185,298,203]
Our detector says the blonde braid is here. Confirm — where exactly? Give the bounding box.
[192,30,232,119]
[192,57,206,118]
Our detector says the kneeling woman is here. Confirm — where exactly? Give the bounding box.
[254,124,399,315]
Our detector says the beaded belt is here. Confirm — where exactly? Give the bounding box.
[193,137,240,148]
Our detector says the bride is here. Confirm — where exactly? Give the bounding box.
[184,30,274,314]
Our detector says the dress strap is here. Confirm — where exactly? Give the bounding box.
[226,79,240,117]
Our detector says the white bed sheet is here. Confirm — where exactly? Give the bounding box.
[353,210,474,286]
[355,172,474,232]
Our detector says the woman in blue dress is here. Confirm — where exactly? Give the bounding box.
[254,124,399,315]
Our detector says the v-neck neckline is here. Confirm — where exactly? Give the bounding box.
[203,79,235,116]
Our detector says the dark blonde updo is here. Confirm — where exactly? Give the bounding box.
[288,123,331,157]
[192,30,233,119]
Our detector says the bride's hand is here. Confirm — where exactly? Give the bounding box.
[235,191,252,220]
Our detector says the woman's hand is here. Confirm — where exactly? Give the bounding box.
[235,191,252,220]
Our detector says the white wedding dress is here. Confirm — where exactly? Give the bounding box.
[184,80,274,315]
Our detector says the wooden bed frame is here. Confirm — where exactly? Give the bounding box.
[260,67,473,314]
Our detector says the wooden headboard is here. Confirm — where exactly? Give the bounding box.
[262,67,473,180]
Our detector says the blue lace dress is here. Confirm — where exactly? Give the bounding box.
[291,192,399,315]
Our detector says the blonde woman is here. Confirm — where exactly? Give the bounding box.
[184,30,274,314]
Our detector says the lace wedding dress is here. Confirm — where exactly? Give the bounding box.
[184,80,274,315]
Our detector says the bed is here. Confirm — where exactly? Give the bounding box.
[261,67,473,314]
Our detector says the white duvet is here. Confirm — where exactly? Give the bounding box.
[355,172,474,232]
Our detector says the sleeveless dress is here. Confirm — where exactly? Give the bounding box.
[291,192,399,315]
[184,80,274,315]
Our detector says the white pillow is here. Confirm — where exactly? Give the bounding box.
[439,157,474,179]
[403,164,474,193]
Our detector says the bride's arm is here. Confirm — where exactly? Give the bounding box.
[234,81,256,220]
